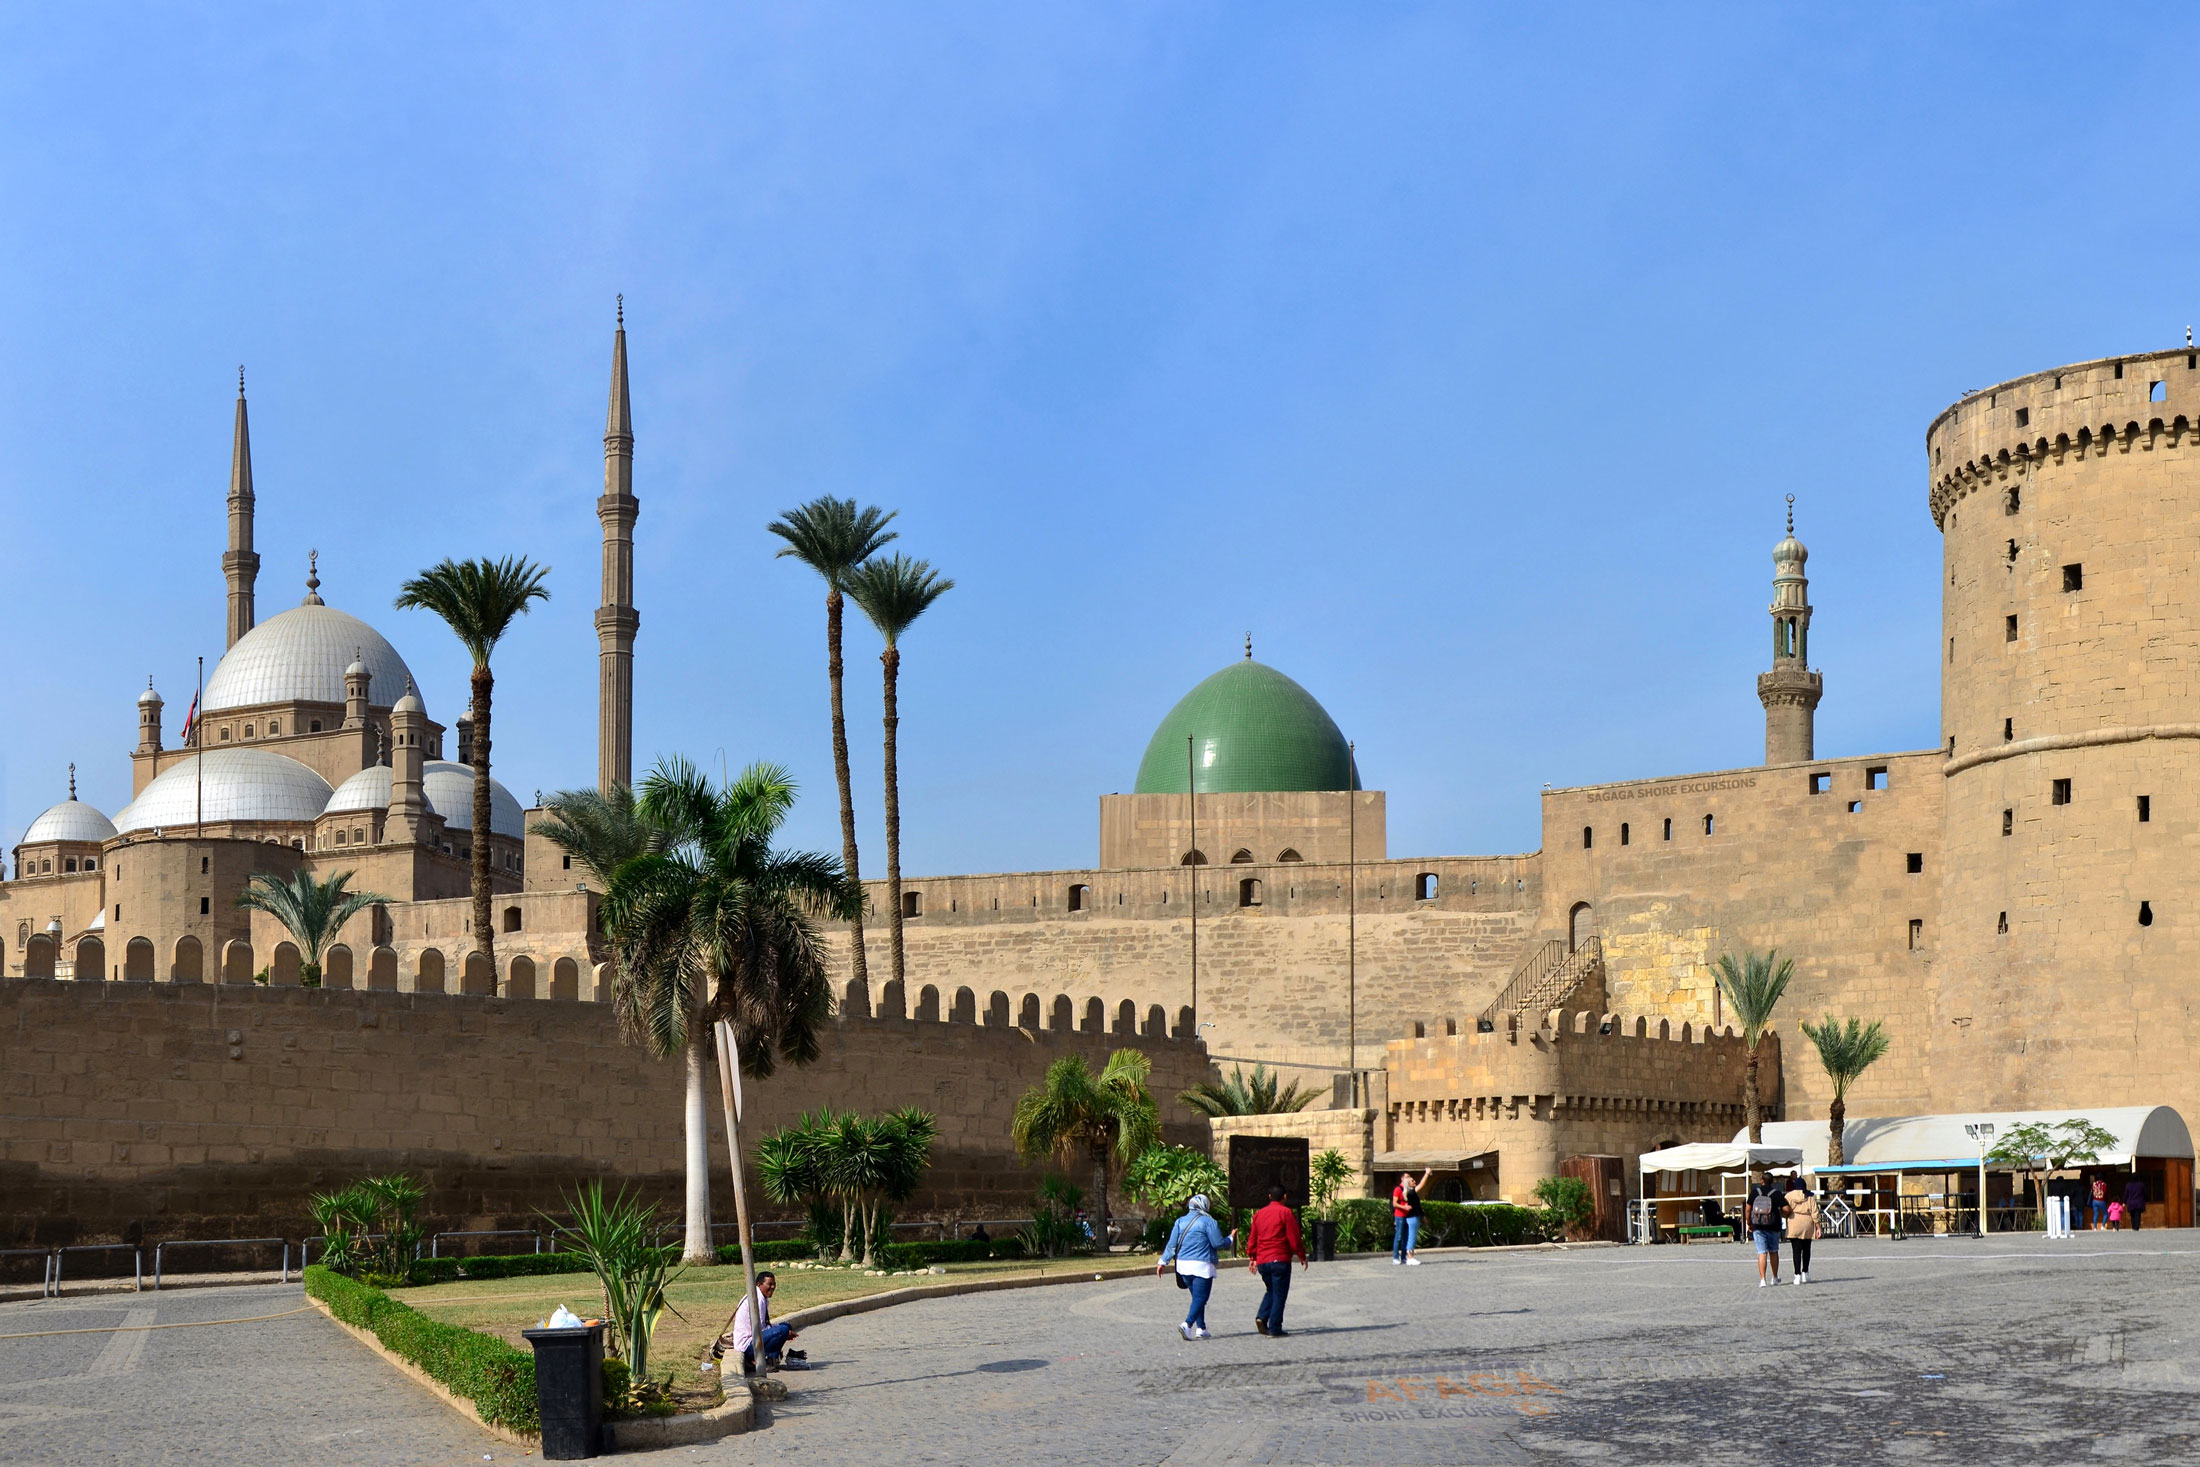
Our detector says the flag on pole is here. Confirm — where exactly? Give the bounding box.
[178,688,201,746]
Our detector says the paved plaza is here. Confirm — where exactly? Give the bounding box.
[5,1235,2200,1464]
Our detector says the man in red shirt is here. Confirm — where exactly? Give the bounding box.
[1245,1184,1309,1337]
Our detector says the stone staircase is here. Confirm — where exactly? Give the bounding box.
[1476,935,1604,1031]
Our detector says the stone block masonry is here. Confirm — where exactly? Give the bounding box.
[0,977,1211,1248]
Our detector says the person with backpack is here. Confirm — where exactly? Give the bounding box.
[1748,1174,1789,1287]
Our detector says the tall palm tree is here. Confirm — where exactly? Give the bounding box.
[1712,949,1795,1146]
[608,756,861,1262]
[1177,1063,1319,1118]
[1798,1015,1890,1166]
[235,869,389,986]
[767,498,897,1005]
[394,555,551,972]
[1011,1049,1160,1249]
[846,554,953,994]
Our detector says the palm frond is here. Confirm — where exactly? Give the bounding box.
[846,554,954,646]
[1798,1014,1891,1100]
[392,555,551,666]
[1711,949,1794,1044]
[767,497,899,591]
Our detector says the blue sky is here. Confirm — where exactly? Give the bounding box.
[2,5,2194,874]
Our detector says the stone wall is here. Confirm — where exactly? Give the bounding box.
[1098,790,1386,869]
[832,853,1542,1093]
[0,977,1211,1248]
[1383,1011,1772,1204]
[1534,750,1941,1122]
[1209,1109,1379,1200]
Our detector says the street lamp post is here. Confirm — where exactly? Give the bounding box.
[1965,1122,1996,1237]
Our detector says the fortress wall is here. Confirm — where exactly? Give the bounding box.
[1098,790,1386,869]
[1536,750,1942,1123]
[0,977,1210,1248]
[830,855,1541,1089]
[0,871,106,971]
[1929,351,2200,1124]
[1383,1014,1770,1202]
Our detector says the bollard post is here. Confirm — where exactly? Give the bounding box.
[522,1322,605,1459]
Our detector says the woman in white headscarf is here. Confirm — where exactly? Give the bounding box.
[1156,1194,1235,1339]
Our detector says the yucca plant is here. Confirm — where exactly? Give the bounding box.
[308,1184,378,1274]
[1177,1063,1319,1118]
[356,1173,426,1279]
[550,1182,684,1382]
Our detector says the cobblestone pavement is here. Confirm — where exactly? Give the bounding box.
[0,1281,499,1466]
[688,1233,2200,1467]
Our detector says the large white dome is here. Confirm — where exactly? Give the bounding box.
[324,760,525,838]
[113,749,334,833]
[203,601,416,714]
[20,799,117,846]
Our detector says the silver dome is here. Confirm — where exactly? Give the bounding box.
[422,761,525,838]
[203,602,416,714]
[112,749,334,833]
[20,799,117,846]
[323,760,524,838]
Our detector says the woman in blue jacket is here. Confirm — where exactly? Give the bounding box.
[1156,1194,1234,1339]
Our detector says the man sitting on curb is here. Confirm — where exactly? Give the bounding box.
[713,1272,807,1373]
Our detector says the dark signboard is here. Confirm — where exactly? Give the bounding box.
[1228,1135,1310,1211]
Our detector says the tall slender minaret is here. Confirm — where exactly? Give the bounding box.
[224,367,260,649]
[1756,494,1822,764]
[595,298,640,793]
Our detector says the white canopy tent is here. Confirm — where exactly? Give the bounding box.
[1632,1144,1805,1242]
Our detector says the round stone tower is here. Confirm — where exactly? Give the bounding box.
[1928,346,2200,1112]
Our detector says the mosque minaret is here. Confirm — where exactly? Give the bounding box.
[223,369,260,651]
[595,298,639,793]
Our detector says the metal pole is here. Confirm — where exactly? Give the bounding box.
[1347,743,1357,1106]
[1187,735,1197,1025]
[195,656,203,838]
[713,1020,766,1380]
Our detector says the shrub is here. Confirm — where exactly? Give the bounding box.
[1331,1197,1543,1251]
[547,1183,683,1382]
[1309,1148,1356,1221]
[305,1265,538,1432]
[1532,1177,1596,1241]
[1016,1176,1090,1259]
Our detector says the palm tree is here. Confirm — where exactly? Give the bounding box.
[1011,1049,1160,1249]
[846,554,954,994]
[394,556,551,973]
[608,756,861,1263]
[767,498,897,1005]
[1797,1015,1890,1166]
[531,784,665,891]
[1711,949,1795,1146]
[235,869,389,986]
[1177,1062,1320,1118]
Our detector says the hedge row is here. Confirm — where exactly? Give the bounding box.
[305,1265,540,1432]
[1332,1199,1544,1252]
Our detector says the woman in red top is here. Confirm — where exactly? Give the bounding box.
[1392,1166,1433,1265]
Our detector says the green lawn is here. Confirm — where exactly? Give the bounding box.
[390,1254,1135,1413]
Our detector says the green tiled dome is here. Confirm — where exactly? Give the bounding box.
[1133,659,1358,794]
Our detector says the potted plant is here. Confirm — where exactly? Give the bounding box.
[1308,1148,1354,1261]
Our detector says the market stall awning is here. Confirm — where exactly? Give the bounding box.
[1637,1143,1803,1175]
[1735,1106,2193,1171]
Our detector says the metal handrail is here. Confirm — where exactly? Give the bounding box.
[53,1244,142,1294]
[300,1233,390,1268]
[430,1230,542,1258]
[153,1238,290,1290]
[1478,936,1603,1026]
[0,1247,57,1297]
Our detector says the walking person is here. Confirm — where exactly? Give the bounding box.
[1392,1166,1433,1266]
[1247,1184,1309,1337]
[1784,1177,1819,1284]
[2124,1174,2148,1231]
[2090,1175,2110,1231]
[1748,1173,1788,1287]
[1156,1194,1233,1340]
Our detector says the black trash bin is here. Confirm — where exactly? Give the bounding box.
[1310,1219,1338,1262]
[522,1322,605,1460]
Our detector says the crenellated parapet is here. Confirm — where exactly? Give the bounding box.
[1926,349,2200,528]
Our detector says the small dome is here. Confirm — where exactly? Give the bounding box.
[422,761,525,838]
[393,684,425,717]
[325,764,393,813]
[112,749,334,833]
[137,683,162,707]
[1133,659,1358,795]
[1774,532,1807,566]
[345,659,369,679]
[204,601,415,713]
[21,799,117,846]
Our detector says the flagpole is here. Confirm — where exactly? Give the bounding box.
[195,656,204,838]
[1187,734,1197,1025]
